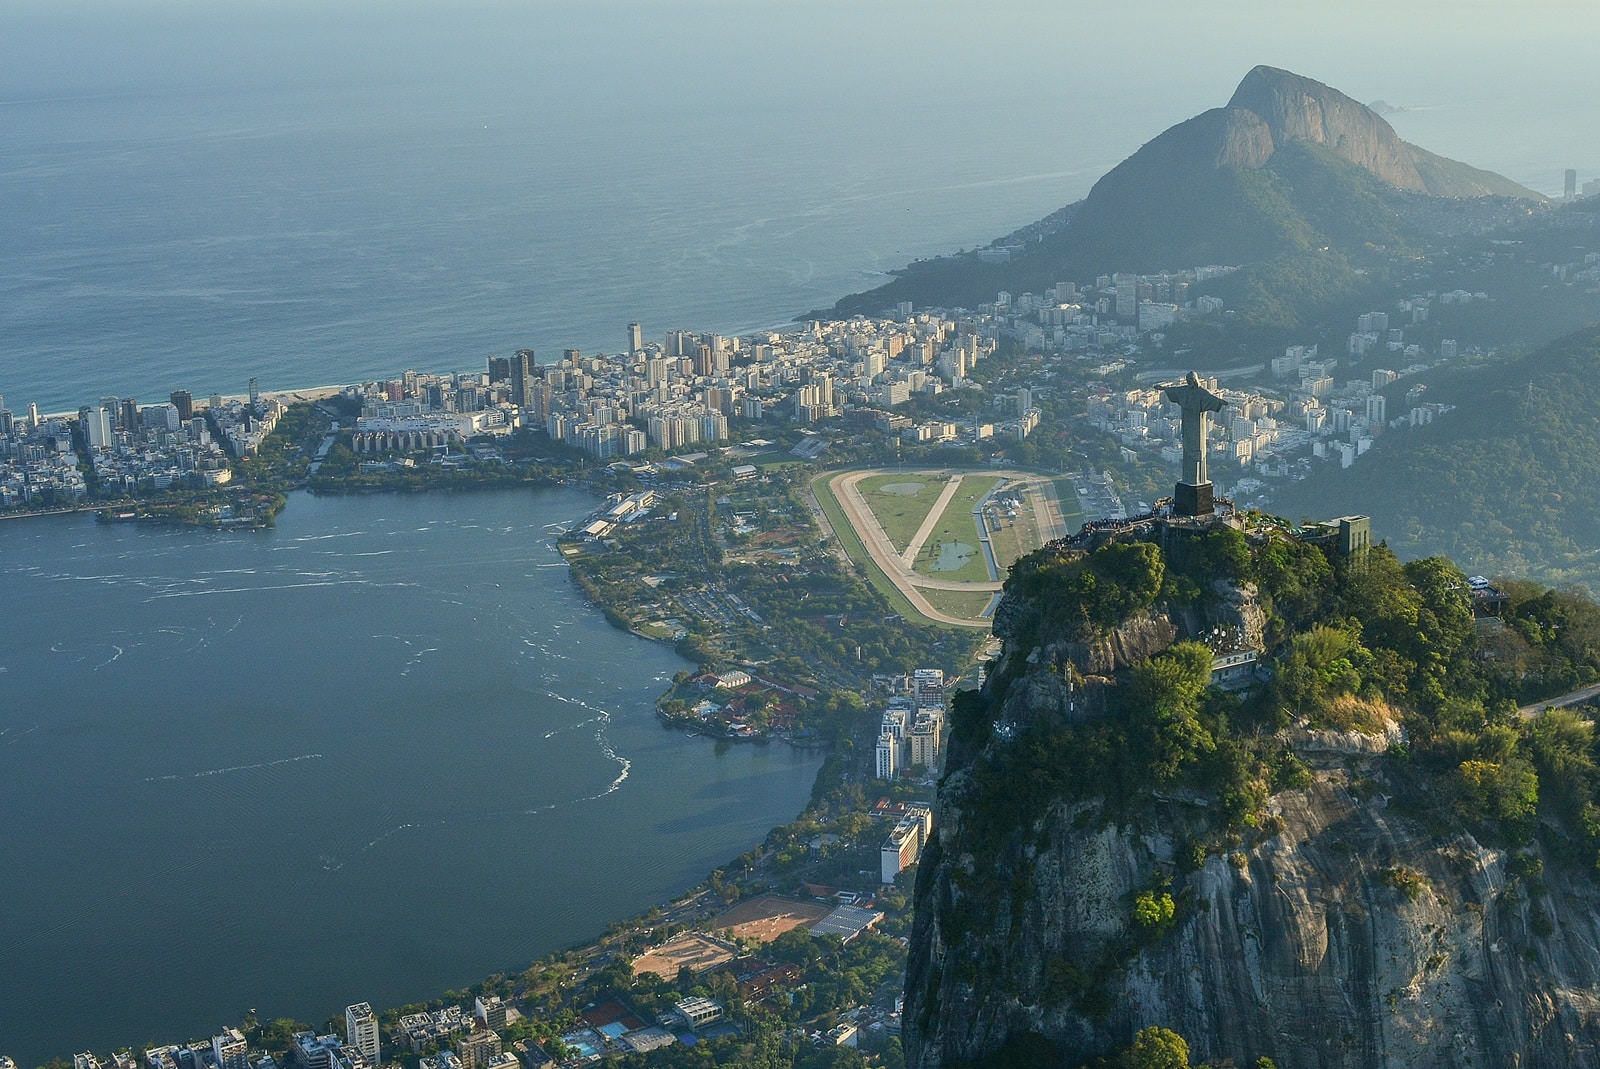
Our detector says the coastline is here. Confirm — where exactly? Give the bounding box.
[37,384,350,423]
[6,486,838,1069]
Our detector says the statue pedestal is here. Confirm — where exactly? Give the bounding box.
[1174,481,1214,517]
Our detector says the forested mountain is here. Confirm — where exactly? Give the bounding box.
[907,524,1600,1069]
[1270,325,1600,591]
[826,66,1541,320]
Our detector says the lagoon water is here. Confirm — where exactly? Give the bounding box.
[0,488,823,1062]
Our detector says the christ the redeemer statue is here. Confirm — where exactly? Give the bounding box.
[1163,371,1226,517]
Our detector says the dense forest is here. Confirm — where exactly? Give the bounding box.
[955,522,1600,908]
[916,519,1600,1069]
[1271,325,1600,591]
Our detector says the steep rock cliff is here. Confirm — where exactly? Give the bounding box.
[1224,65,1538,200]
[906,559,1600,1069]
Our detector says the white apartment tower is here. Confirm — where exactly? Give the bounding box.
[347,1003,380,1065]
[212,1030,249,1069]
[875,733,900,780]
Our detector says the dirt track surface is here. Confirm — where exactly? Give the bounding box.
[709,894,832,943]
[823,469,1071,628]
[631,932,737,978]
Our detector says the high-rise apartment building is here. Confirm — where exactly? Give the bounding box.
[1114,274,1138,319]
[510,350,535,409]
[347,1003,380,1065]
[627,322,643,354]
[212,1030,249,1069]
[455,1030,501,1069]
[90,406,115,449]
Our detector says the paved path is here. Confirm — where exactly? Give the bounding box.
[1519,681,1600,719]
[1030,477,1071,542]
[902,475,965,566]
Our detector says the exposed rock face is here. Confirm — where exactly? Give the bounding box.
[906,574,1600,1068]
[908,775,1600,1068]
[1226,66,1429,192]
[1082,65,1540,213]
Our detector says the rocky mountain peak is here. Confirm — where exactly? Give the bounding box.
[1226,65,1428,190]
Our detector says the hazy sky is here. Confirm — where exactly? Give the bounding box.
[2,1,1594,202]
[5,0,1598,105]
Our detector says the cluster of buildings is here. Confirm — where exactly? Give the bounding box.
[287,1004,382,1069]
[341,370,522,455]
[53,999,538,1069]
[863,671,947,887]
[873,669,948,780]
[0,381,303,510]
[0,395,87,507]
[122,1029,260,1069]
[1084,305,1471,511]
[80,390,237,493]
[285,313,984,462]
[448,316,1033,460]
[1091,366,1382,492]
[1563,168,1600,201]
[959,267,1236,355]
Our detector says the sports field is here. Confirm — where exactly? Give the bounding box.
[709,894,832,942]
[632,932,738,978]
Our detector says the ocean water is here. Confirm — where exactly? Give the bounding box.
[0,488,824,1063]
[3,2,1595,415]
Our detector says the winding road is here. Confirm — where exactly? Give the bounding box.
[1519,682,1600,719]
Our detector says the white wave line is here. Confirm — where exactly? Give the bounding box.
[142,752,323,783]
[319,695,634,866]
[0,725,40,745]
[546,692,631,796]
[143,580,369,599]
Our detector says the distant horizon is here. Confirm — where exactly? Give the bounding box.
[2,2,1595,408]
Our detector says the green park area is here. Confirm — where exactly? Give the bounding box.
[921,587,999,621]
[911,476,1000,584]
[856,472,950,552]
